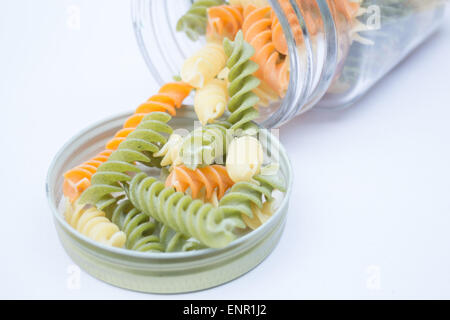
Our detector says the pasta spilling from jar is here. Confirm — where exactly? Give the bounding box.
[61,0,377,251]
[61,21,286,251]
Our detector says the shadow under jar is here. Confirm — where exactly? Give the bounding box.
[132,0,447,127]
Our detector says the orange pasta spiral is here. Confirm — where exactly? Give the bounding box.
[63,150,113,203]
[270,0,361,56]
[271,0,318,56]
[207,4,244,42]
[63,82,192,202]
[165,165,234,200]
[105,82,192,150]
[242,4,289,97]
[332,0,361,21]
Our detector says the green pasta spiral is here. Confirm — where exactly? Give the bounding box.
[223,30,260,134]
[179,121,231,169]
[219,172,286,218]
[105,199,202,252]
[109,199,164,252]
[78,112,173,206]
[176,0,225,41]
[159,223,204,252]
[127,172,246,248]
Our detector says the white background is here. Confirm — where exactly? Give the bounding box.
[1,0,449,299]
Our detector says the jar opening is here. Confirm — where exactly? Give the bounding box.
[132,0,448,127]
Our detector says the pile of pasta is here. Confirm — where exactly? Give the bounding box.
[62,26,282,253]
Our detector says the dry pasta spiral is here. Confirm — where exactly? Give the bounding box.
[194,78,228,125]
[176,0,225,40]
[223,30,260,133]
[242,4,289,96]
[65,200,126,248]
[226,135,264,183]
[63,150,113,202]
[242,200,275,230]
[109,199,163,252]
[78,112,173,207]
[100,198,202,252]
[179,121,231,169]
[128,172,246,248]
[108,199,203,252]
[219,171,286,227]
[63,82,191,202]
[105,82,192,150]
[165,165,234,200]
[181,43,227,88]
[206,4,244,41]
[153,133,184,167]
[271,0,319,56]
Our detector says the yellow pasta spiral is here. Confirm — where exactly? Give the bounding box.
[226,136,264,183]
[181,43,227,88]
[194,78,228,125]
[242,201,274,230]
[153,133,184,167]
[65,200,126,248]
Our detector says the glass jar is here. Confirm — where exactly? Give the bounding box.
[47,109,293,293]
[131,0,447,128]
[48,0,447,294]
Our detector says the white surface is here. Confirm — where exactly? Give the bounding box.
[1,0,449,299]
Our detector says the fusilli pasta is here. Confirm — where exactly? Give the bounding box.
[128,172,246,248]
[223,30,260,133]
[176,0,225,40]
[242,200,275,230]
[271,0,318,56]
[179,121,231,169]
[181,43,228,88]
[226,135,264,182]
[219,171,286,227]
[78,112,173,206]
[65,200,126,248]
[153,133,184,167]
[109,199,163,252]
[63,82,191,202]
[63,150,112,202]
[242,5,289,96]
[194,78,228,125]
[165,165,234,200]
[207,4,244,41]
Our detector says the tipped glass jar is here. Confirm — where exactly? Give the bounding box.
[132,0,447,128]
